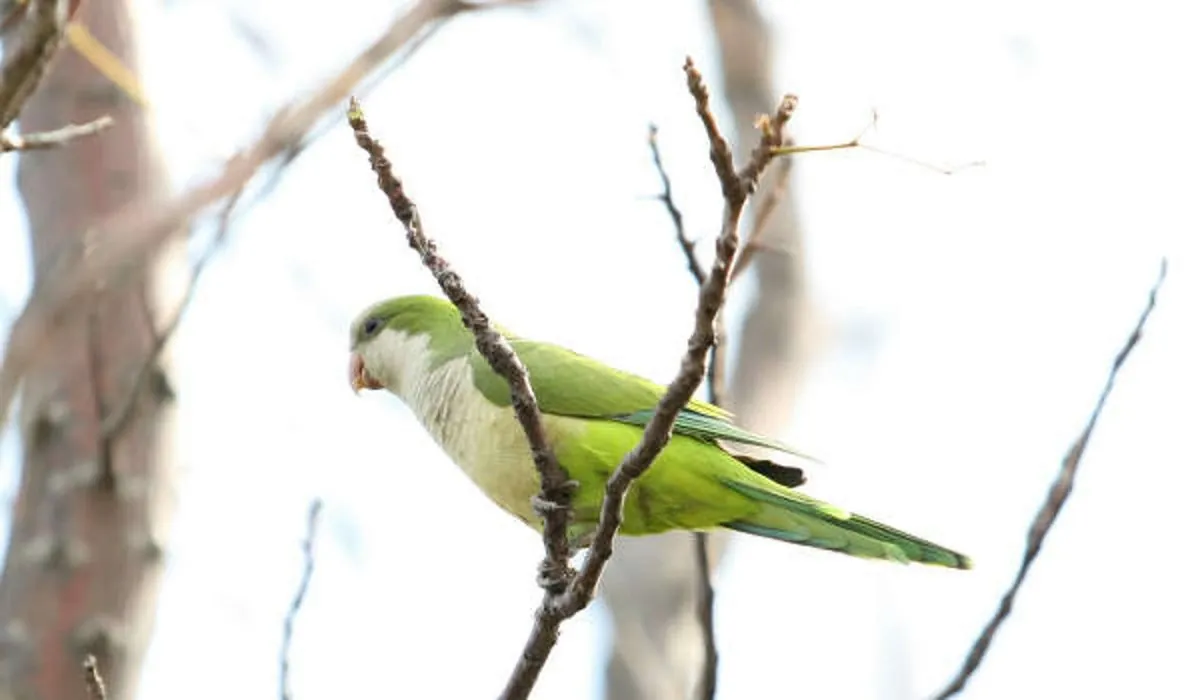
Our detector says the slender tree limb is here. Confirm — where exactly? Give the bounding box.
[281,499,323,700]
[345,97,577,595]
[851,144,984,176]
[0,0,68,130]
[346,57,794,700]
[0,114,112,152]
[768,111,874,158]
[649,121,720,700]
[0,0,509,447]
[82,654,108,700]
[772,110,984,175]
[648,120,728,413]
[100,188,244,441]
[935,260,1167,700]
[690,535,719,700]
[505,57,795,700]
[649,124,705,285]
[564,53,793,617]
[1,0,28,34]
[729,149,792,284]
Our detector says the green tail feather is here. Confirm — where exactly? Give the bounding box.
[721,480,972,570]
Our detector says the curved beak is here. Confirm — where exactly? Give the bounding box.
[349,352,383,394]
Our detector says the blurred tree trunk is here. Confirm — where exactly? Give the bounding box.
[0,1,181,699]
[599,1,811,698]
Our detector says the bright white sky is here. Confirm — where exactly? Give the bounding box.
[2,0,1198,698]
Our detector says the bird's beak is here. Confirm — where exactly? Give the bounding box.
[349,352,383,395]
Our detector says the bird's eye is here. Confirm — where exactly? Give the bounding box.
[362,317,383,337]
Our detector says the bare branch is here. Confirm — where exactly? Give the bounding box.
[854,144,985,176]
[935,259,1167,700]
[772,110,984,175]
[100,188,243,441]
[0,114,113,152]
[692,533,719,700]
[346,56,793,700]
[82,654,108,700]
[0,0,502,449]
[281,499,323,700]
[649,124,705,286]
[651,120,735,699]
[502,57,795,700]
[568,53,793,612]
[729,148,793,284]
[650,116,728,424]
[345,97,576,594]
[0,0,69,130]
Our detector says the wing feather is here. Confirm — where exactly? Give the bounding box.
[469,338,811,458]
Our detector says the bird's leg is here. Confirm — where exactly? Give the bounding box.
[536,524,597,591]
[537,558,575,594]
[530,488,574,518]
[531,480,580,593]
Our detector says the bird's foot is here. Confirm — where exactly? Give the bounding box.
[530,480,578,519]
[537,557,576,595]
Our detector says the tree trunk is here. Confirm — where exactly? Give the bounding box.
[0,1,181,698]
[599,1,811,698]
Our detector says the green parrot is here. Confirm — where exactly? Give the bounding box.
[349,295,971,569]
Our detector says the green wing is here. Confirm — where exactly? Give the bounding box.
[469,337,809,457]
[616,409,813,458]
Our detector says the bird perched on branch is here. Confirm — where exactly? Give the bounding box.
[349,294,970,569]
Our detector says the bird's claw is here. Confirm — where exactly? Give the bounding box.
[537,558,575,594]
[530,480,578,518]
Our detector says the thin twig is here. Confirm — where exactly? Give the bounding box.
[82,654,107,700]
[692,532,719,700]
[934,259,1167,700]
[346,58,793,700]
[771,110,984,176]
[1,0,29,34]
[504,57,795,700]
[650,120,722,699]
[855,144,984,176]
[0,0,68,130]
[569,53,794,612]
[100,188,243,440]
[729,148,793,284]
[0,114,113,152]
[765,110,876,160]
[345,97,577,595]
[649,123,705,285]
[281,499,323,700]
[648,120,727,408]
[0,0,503,450]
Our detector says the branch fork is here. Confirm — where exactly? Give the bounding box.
[347,56,795,700]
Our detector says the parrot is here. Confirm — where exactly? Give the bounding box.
[348,294,971,569]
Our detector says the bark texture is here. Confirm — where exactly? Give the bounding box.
[0,1,181,698]
[599,1,810,698]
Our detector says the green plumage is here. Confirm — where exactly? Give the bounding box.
[351,295,971,570]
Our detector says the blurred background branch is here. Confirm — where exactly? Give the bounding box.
[0,1,183,698]
[0,0,507,437]
[0,1,518,698]
[280,499,322,700]
[935,261,1167,699]
[0,0,69,131]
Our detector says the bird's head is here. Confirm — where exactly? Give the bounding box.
[348,295,472,396]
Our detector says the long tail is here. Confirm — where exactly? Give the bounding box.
[721,479,971,569]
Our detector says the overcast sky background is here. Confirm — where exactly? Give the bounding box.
[2,0,1198,698]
